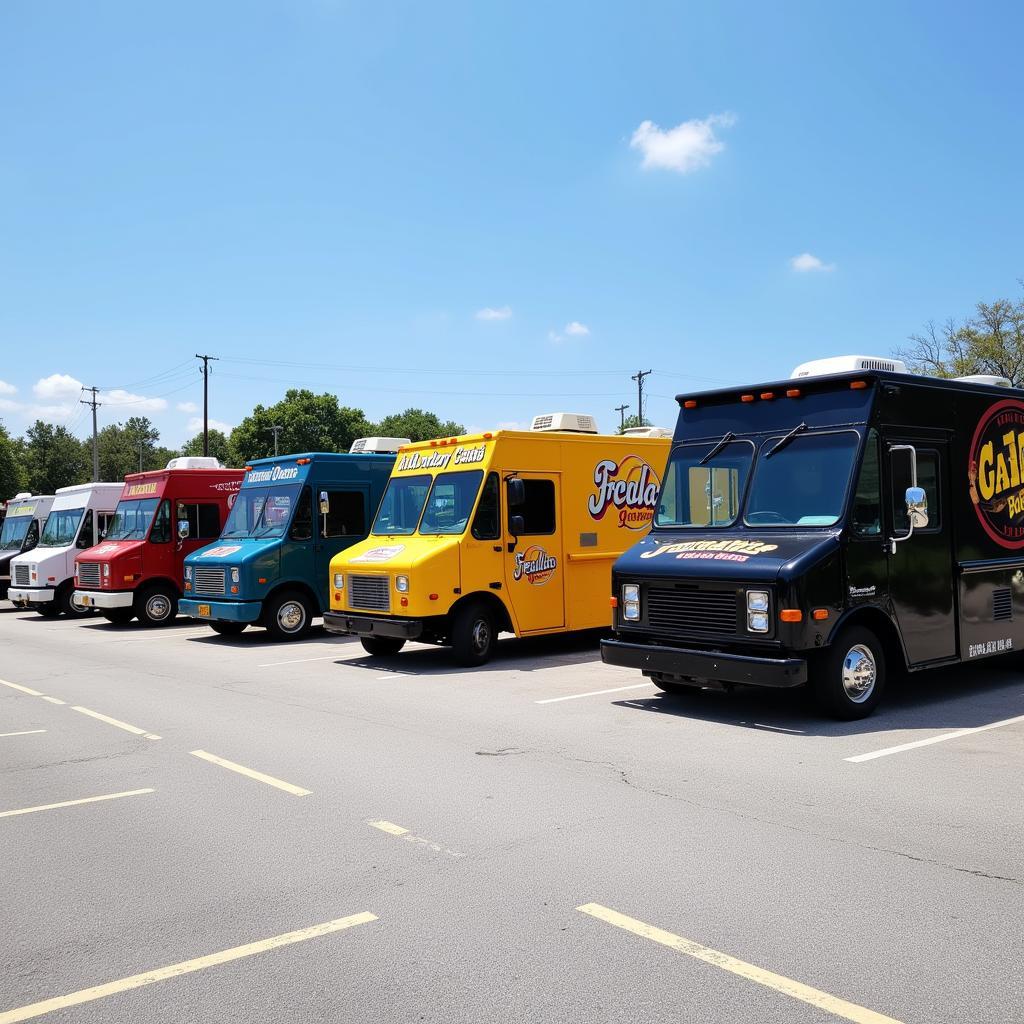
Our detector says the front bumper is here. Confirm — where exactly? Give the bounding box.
[601,638,807,688]
[180,598,263,624]
[74,589,134,610]
[9,587,55,606]
[324,611,423,640]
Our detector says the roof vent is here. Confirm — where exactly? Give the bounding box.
[166,457,222,470]
[791,355,908,378]
[11,492,32,501]
[530,412,599,434]
[954,374,1012,388]
[621,426,673,438]
[349,436,412,454]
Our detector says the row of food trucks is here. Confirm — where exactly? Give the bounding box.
[6,356,1024,719]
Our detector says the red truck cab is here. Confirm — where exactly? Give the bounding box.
[74,458,243,626]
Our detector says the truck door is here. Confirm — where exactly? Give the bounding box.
[503,473,565,633]
[313,482,370,609]
[885,436,956,665]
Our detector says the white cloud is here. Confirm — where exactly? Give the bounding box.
[0,380,16,396]
[177,401,199,413]
[790,252,836,273]
[102,388,168,412]
[0,398,21,412]
[187,416,233,435]
[630,113,736,174]
[475,306,512,321]
[564,321,590,337]
[33,373,84,400]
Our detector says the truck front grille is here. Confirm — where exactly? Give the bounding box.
[13,563,30,587]
[77,563,101,589]
[646,585,739,639]
[193,567,226,596]
[349,575,390,612]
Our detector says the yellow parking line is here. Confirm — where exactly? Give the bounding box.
[0,911,376,1024]
[0,730,46,738]
[368,820,410,836]
[577,904,903,1024]
[71,706,161,740]
[0,789,154,820]
[0,679,44,697]
[189,750,311,796]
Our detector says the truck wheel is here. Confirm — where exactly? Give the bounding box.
[102,609,135,625]
[450,601,496,666]
[34,602,59,618]
[360,636,406,656]
[209,621,247,637]
[264,590,312,642]
[811,625,886,720]
[58,582,93,618]
[136,585,178,627]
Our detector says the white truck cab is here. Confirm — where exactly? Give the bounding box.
[0,493,56,600]
[9,482,122,617]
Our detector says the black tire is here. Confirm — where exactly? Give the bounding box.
[34,602,59,617]
[263,590,313,642]
[135,584,178,627]
[101,609,136,625]
[209,621,247,637]
[450,601,497,667]
[57,582,93,618]
[360,636,406,657]
[811,625,886,720]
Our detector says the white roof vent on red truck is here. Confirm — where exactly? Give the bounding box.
[530,413,599,434]
[166,457,222,470]
[954,374,1012,388]
[621,426,672,438]
[349,437,412,454]
[791,355,908,378]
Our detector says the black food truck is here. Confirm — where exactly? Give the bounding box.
[602,355,1024,719]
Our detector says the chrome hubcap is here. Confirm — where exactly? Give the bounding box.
[842,644,877,702]
[147,595,171,620]
[279,601,305,632]
[471,618,490,653]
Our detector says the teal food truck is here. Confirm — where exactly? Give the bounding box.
[180,442,406,640]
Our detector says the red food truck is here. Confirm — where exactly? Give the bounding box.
[73,457,243,626]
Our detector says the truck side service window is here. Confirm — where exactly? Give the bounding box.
[851,430,882,537]
[150,500,171,543]
[512,479,556,535]
[891,449,940,533]
[471,473,500,540]
[321,491,366,538]
[177,503,223,541]
[289,488,313,541]
[76,510,94,549]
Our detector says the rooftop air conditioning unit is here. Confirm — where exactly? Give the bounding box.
[166,457,222,470]
[11,492,32,501]
[349,436,412,454]
[622,426,672,438]
[791,355,908,378]
[530,413,599,434]
[954,374,1012,388]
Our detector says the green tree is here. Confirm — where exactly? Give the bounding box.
[229,390,371,461]
[181,429,235,465]
[370,407,465,442]
[23,421,89,493]
[0,422,28,499]
[96,417,162,480]
[896,290,1024,385]
[617,413,651,434]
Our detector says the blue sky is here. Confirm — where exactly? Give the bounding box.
[2,1,1022,446]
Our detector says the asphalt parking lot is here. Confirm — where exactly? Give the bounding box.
[1,607,1022,1024]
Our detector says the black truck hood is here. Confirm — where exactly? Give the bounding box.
[615,530,841,584]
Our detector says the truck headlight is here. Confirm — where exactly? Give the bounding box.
[622,583,640,621]
[747,611,769,632]
[333,573,345,590]
[395,575,409,593]
[746,591,770,632]
[102,564,110,579]
[230,567,240,584]
[184,565,192,581]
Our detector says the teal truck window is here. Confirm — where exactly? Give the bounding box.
[290,488,313,541]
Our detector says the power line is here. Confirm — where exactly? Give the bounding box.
[221,356,630,378]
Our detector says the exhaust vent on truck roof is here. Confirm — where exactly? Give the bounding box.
[954,374,1012,388]
[349,436,412,454]
[791,355,908,378]
[166,457,222,470]
[621,426,672,438]
[530,413,599,434]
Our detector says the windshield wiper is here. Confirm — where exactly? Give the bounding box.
[700,431,736,466]
[766,422,807,459]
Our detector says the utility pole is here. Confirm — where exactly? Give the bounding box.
[631,369,652,427]
[614,403,630,431]
[195,354,219,457]
[80,387,101,481]
[138,439,146,473]
[268,424,283,457]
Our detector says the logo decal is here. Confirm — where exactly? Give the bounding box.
[969,399,1024,548]
[588,457,661,530]
[245,465,300,484]
[640,539,778,563]
[200,545,242,558]
[126,482,159,497]
[350,545,406,564]
[513,545,557,585]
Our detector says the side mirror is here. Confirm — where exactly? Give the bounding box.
[177,520,190,540]
[506,477,525,507]
[906,486,928,529]
[319,490,330,515]
[888,444,926,553]
[509,514,525,536]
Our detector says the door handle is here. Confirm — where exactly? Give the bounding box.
[492,545,502,552]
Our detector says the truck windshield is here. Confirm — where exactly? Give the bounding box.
[0,515,31,551]
[418,470,484,535]
[222,484,302,539]
[372,475,431,535]
[745,431,860,527]
[105,498,160,540]
[38,508,84,547]
[655,440,755,528]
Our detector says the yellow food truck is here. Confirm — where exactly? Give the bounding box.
[323,414,671,664]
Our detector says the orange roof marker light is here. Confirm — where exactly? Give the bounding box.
[741,394,755,403]
[296,458,312,465]
[683,400,698,409]
[850,380,868,390]
[786,388,802,398]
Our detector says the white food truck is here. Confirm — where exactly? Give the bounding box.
[8,482,122,617]
[0,493,55,600]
